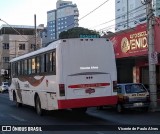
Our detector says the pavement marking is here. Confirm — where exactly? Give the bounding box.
[9,114,26,122]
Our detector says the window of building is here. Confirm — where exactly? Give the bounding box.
[3,43,9,49]
[19,44,25,50]
[117,9,120,11]
[3,57,10,62]
[122,15,126,19]
[117,1,120,3]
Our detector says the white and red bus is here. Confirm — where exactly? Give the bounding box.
[9,38,117,115]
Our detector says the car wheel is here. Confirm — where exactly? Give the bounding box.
[117,104,123,113]
[35,96,43,116]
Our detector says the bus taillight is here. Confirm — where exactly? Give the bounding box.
[59,84,65,96]
[113,81,117,92]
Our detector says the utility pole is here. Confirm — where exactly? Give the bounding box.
[145,0,157,111]
[127,0,129,29]
[34,14,37,51]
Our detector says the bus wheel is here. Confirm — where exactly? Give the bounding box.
[35,96,43,116]
[13,92,22,107]
[117,104,123,113]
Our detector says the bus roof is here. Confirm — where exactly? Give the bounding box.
[10,38,109,62]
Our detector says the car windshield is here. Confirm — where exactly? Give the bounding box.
[125,84,147,93]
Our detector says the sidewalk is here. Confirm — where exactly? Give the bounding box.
[156,99,160,111]
[149,99,160,112]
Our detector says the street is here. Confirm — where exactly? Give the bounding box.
[0,93,160,134]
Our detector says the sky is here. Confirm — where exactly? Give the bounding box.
[0,0,115,32]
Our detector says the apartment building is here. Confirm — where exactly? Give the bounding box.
[46,0,79,44]
[0,25,43,83]
[115,0,160,32]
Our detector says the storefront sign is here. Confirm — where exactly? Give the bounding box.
[121,31,148,53]
[110,24,148,58]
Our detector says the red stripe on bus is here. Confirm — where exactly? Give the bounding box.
[58,96,117,109]
[68,83,110,88]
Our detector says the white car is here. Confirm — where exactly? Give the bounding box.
[0,82,9,93]
[116,83,150,113]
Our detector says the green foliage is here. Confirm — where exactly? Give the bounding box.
[59,27,100,39]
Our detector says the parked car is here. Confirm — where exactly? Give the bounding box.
[0,82,9,93]
[116,83,150,113]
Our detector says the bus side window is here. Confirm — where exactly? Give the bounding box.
[46,53,50,72]
[36,56,40,73]
[28,59,32,74]
[17,62,21,76]
[32,57,36,74]
[53,51,56,74]
[49,52,53,72]
[21,61,24,75]
[41,54,45,73]
[24,59,28,75]
[12,62,16,77]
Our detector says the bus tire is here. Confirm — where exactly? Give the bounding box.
[13,91,22,107]
[35,96,43,116]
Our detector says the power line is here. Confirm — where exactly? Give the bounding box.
[97,12,146,32]
[97,11,147,34]
[79,0,110,21]
[97,14,148,37]
[0,19,28,41]
[90,4,146,29]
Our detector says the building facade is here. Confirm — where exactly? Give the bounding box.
[106,18,160,97]
[115,0,160,32]
[0,25,43,83]
[46,0,79,44]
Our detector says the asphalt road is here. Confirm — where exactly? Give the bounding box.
[1,93,160,134]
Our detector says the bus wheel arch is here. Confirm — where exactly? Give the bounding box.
[34,93,43,116]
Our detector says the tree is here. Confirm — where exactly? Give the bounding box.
[59,27,100,39]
